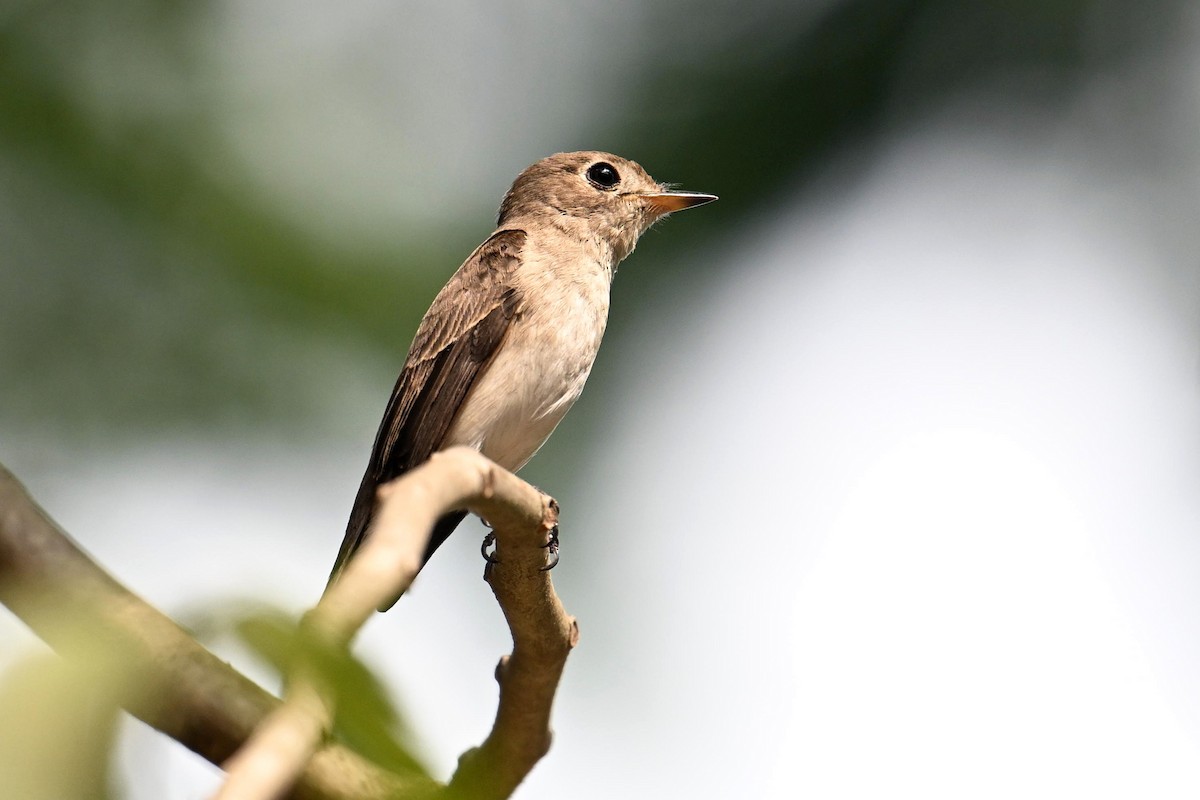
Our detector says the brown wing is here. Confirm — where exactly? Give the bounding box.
[326,229,526,591]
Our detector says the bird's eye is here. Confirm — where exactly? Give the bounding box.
[585,162,621,190]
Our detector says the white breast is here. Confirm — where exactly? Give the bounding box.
[442,242,612,472]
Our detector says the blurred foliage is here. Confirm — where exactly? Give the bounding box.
[0,639,123,800]
[0,0,1184,437]
[214,604,429,778]
[0,601,428,797]
[0,0,453,337]
[614,0,1179,275]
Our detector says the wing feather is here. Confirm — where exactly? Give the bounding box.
[327,229,526,590]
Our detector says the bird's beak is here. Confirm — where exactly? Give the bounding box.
[641,191,719,217]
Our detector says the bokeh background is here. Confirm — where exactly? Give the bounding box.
[3,0,1200,797]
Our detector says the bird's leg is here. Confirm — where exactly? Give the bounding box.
[480,530,500,564]
[540,524,560,571]
[511,486,561,571]
[480,527,500,564]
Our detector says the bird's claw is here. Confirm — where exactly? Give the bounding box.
[540,525,560,571]
[481,531,499,564]
[482,526,558,569]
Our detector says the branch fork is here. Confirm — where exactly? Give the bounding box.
[0,448,579,800]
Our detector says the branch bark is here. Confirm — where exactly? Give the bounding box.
[218,447,577,800]
[0,462,426,800]
[0,448,579,800]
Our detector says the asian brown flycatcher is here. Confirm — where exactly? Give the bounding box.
[327,151,716,599]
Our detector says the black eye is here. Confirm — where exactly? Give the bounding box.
[585,162,621,190]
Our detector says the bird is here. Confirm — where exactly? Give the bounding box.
[326,151,716,603]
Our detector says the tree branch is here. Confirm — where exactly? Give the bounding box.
[217,447,577,800]
[0,462,428,800]
[0,448,579,800]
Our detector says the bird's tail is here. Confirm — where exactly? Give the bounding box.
[325,472,378,593]
[324,474,468,611]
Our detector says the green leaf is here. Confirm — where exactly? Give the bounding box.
[231,607,430,779]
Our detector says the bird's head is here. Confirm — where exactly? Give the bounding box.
[497,151,717,263]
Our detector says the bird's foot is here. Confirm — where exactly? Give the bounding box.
[481,531,500,564]
[540,525,560,571]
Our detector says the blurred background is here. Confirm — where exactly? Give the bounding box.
[3,0,1200,797]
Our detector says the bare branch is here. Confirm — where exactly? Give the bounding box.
[0,463,428,800]
[218,447,576,800]
[1,446,579,800]
[447,488,579,799]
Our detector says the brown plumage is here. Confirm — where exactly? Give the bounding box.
[327,152,716,605]
[330,230,524,592]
